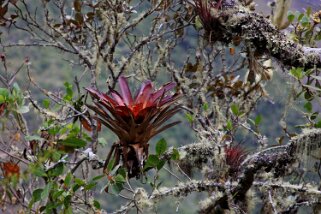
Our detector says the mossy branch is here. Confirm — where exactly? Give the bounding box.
[191,1,321,69]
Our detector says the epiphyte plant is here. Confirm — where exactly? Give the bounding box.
[86,76,181,178]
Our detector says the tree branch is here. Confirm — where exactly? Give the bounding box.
[197,5,321,69]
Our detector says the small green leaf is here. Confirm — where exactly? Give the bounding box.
[185,113,194,123]
[43,202,59,212]
[29,188,43,207]
[117,167,127,179]
[59,137,86,148]
[290,67,304,80]
[106,159,115,172]
[226,120,233,130]
[254,115,262,126]
[47,162,64,177]
[32,188,43,201]
[287,11,295,22]
[156,138,167,156]
[114,174,126,183]
[52,190,64,200]
[92,175,105,181]
[72,184,81,192]
[157,160,166,170]
[63,82,73,102]
[74,178,86,186]
[43,99,51,109]
[30,165,47,177]
[0,88,9,97]
[231,103,239,116]
[203,103,209,111]
[297,12,304,21]
[0,95,5,103]
[84,182,97,190]
[0,88,9,103]
[144,155,160,170]
[93,200,101,209]
[64,173,73,187]
[304,102,313,113]
[64,195,72,208]
[48,126,60,135]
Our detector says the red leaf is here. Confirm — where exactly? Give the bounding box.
[111,90,125,106]
[150,82,176,103]
[135,80,153,105]
[119,76,133,106]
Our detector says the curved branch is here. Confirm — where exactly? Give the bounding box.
[193,2,321,69]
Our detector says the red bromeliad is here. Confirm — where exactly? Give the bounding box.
[195,0,223,28]
[86,76,181,178]
[195,0,226,42]
[225,145,246,175]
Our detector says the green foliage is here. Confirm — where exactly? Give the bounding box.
[29,164,47,177]
[185,112,194,123]
[254,115,262,126]
[144,154,161,170]
[304,102,312,113]
[29,188,43,208]
[63,82,73,102]
[203,103,209,111]
[59,137,87,148]
[93,200,101,209]
[0,88,9,104]
[231,103,240,116]
[144,138,178,173]
[42,98,51,109]
[289,67,304,80]
[288,9,321,46]
[226,120,233,131]
[287,11,295,23]
[0,83,29,115]
[156,138,167,156]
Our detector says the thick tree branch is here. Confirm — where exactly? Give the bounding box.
[197,5,321,69]
[112,180,225,214]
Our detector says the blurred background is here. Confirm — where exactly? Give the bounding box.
[0,0,320,213]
